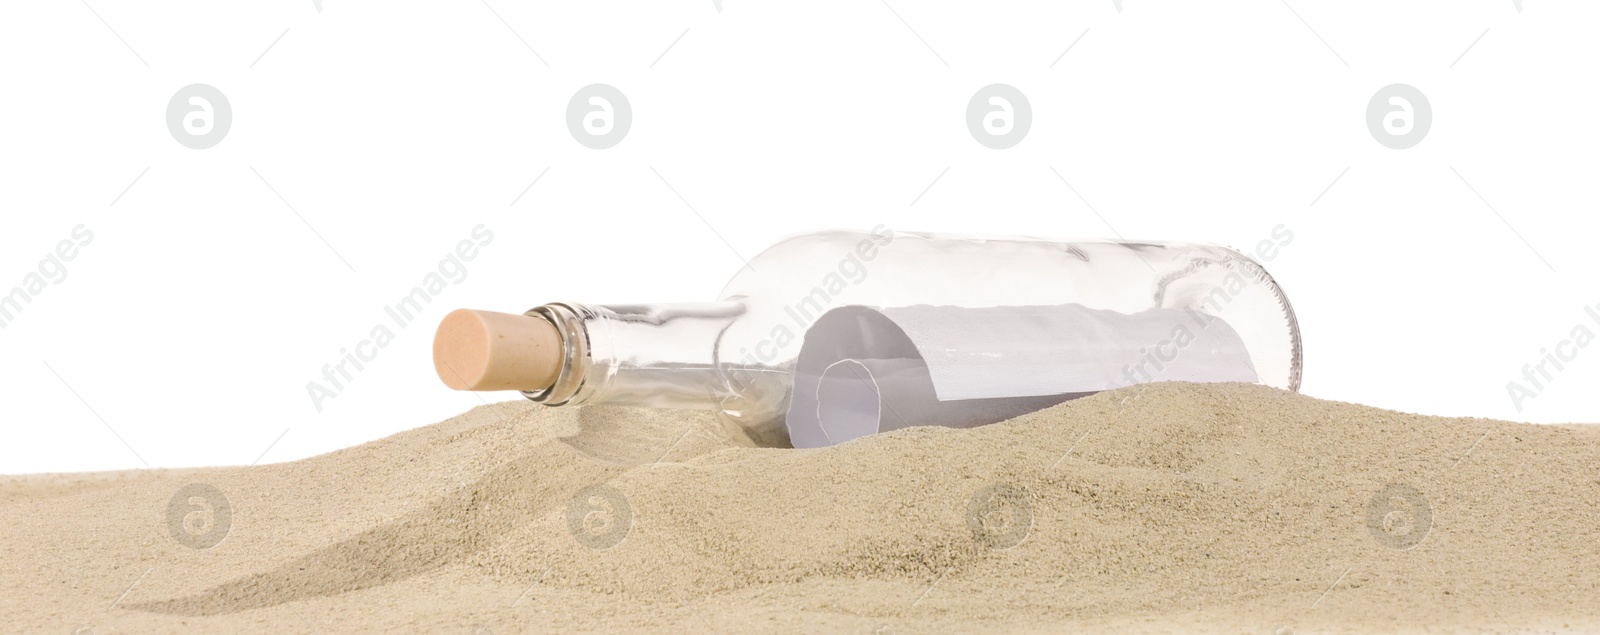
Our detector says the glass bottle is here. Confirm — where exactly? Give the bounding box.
[437,226,1301,448]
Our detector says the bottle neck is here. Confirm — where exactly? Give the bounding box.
[521,301,748,410]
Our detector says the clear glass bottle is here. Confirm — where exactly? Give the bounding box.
[508,226,1300,447]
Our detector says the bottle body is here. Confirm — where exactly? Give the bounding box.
[523,227,1301,447]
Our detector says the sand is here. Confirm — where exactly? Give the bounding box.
[3,382,1598,634]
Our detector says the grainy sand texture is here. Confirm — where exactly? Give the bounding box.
[4,382,1598,634]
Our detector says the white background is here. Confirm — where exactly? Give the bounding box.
[2,1,1595,474]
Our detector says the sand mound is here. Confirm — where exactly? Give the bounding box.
[3,383,1597,634]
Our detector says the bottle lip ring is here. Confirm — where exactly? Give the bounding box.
[520,303,593,405]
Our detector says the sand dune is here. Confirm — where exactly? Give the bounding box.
[3,382,1597,634]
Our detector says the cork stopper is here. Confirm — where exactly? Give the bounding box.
[433,309,562,391]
